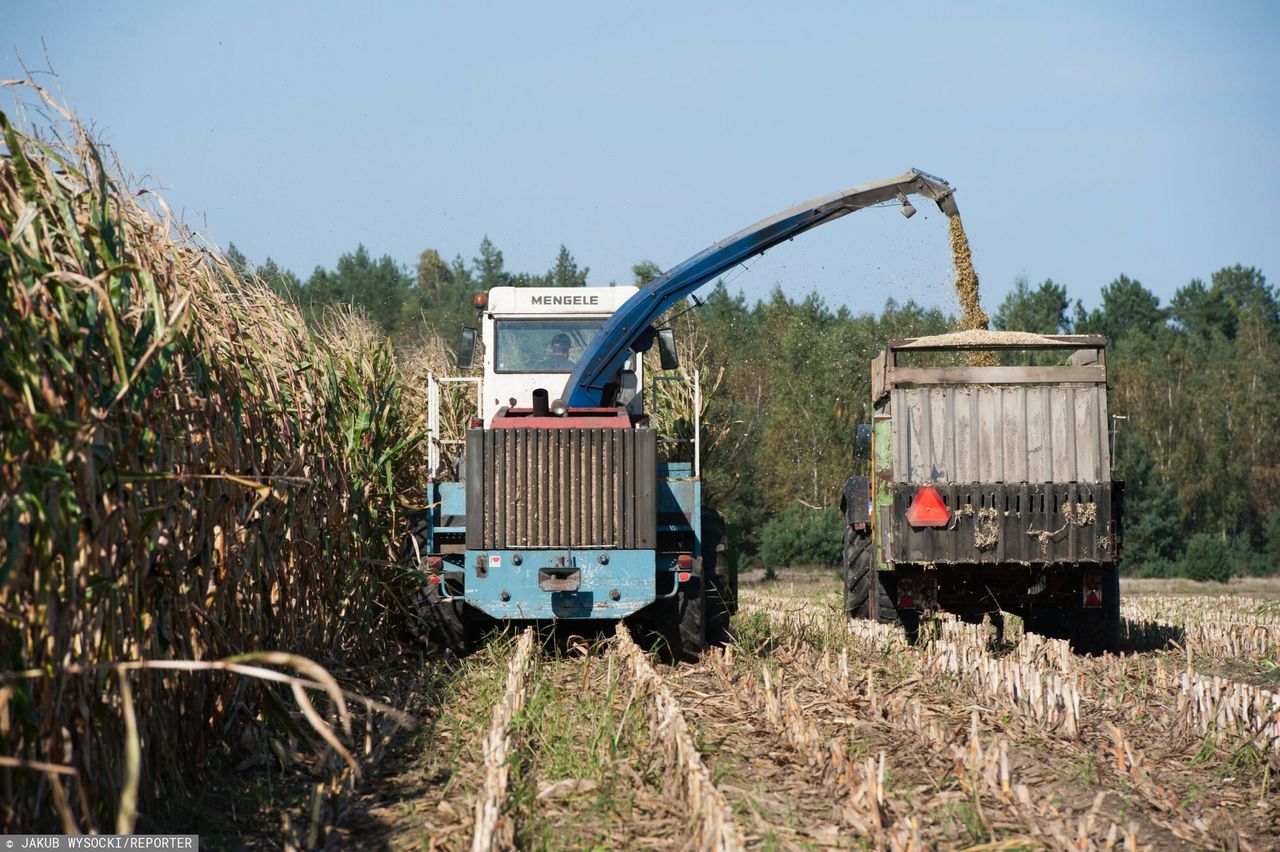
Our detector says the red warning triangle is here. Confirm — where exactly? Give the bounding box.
[1084,590,1102,608]
[906,486,951,528]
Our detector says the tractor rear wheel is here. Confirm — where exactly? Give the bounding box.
[843,525,919,641]
[843,525,895,622]
[702,510,734,647]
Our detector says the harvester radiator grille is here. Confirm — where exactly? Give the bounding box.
[465,428,656,550]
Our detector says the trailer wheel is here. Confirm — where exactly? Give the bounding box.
[1023,602,1070,641]
[843,525,897,623]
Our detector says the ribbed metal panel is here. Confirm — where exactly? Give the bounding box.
[891,385,1110,484]
[891,482,1118,565]
[465,428,656,550]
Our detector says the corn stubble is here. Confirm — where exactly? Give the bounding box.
[724,588,1278,847]
[0,88,430,833]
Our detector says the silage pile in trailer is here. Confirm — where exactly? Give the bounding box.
[0,88,427,832]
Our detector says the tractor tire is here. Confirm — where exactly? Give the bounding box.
[702,509,734,647]
[843,525,895,623]
[843,525,920,642]
[1070,565,1122,654]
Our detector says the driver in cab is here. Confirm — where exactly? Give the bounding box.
[539,332,573,371]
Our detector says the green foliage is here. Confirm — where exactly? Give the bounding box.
[549,244,589,288]
[230,237,595,359]
[1265,508,1280,573]
[1115,434,1181,575]
[304,244,412,334]
[1177,533,1233,583]
[473,235,509,290]
[1073,274,1168,342]
[759,504,843,571]
[631,259,663,285]
[993,275,1069,333]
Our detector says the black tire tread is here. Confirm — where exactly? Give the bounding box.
[702,510,734,647]
[843,525,896,624]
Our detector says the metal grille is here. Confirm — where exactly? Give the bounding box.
[465,428,656,550]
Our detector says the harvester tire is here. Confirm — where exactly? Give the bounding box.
[702,509,734,647]
[843,525,897,624]
[630,565,709,663]
[672,575,708,663]
[401,511,476,659]
[415,589,475,659]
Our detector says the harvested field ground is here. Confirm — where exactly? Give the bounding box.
[195,572,1279,849]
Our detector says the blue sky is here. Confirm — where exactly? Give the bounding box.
[7,2,1279,317]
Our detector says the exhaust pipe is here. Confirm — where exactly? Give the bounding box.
[532,388,550,418]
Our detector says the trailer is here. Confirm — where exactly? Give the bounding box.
[841,332,1124,652]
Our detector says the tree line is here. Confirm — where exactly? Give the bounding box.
[229,237,1280,579]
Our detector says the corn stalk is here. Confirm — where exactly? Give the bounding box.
[0,82,427,832]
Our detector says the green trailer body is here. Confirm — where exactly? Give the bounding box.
[842,332,1124,652]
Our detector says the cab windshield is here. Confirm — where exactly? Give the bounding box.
[494,319,605,373]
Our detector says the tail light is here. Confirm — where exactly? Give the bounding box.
[1083,573,1102,608]
[897,578,915,609]
[906,485,951,528]
[676,554,693,583]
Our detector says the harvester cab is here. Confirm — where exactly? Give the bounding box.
[471,285,645,425]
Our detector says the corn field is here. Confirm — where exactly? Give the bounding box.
[1,85,429,835]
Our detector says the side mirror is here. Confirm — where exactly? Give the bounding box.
[853,423,872,462]
[657,327,680,370]
[456,326,477,370]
